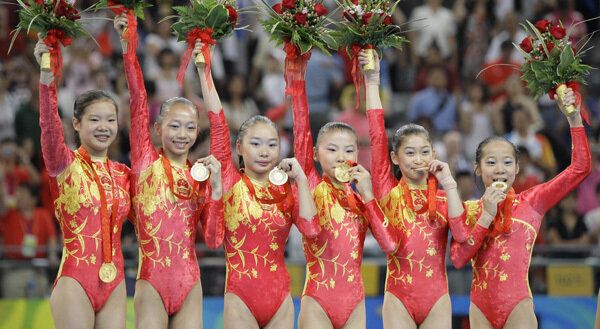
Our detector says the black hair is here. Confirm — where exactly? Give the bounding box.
[475,136,520,166]
[73,90,119,146]
[315,122,357,147]
[391,123,432,153]
[236,115,278,168]
[156,97,197,124]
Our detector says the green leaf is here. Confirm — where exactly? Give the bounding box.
[206,5,228,29]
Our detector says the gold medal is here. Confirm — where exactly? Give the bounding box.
[195,53,205,65]
[269,168,288,186]
[363,48,376,71]
[41,53,51,72]
[491,181,508,192]
[99,262,117,283]
[190,163,210,182]
[334,163,351,183]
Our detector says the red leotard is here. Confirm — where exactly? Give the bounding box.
[367,109,469,324]
[451,127,591,329]
[123,51,224,315]
[292,88,397,329]
[40,81,131,312]
[208,110,321,327]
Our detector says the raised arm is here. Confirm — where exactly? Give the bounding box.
[290,80,320,188]
[281,158,320,238]
[429,160,468,242]
[361,51,397,199]
[35,41,73,177]
[522,91,591,215]
[350,164,398,253]
[115,15,156,173]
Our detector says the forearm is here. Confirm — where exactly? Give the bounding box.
[197,67,222,113]
[365,81,382,110]
[296,178,317,220]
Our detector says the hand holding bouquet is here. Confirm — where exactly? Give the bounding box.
[516,19,592,121]
[170,0,241,87]
[12,0,87,81]
[95,0,151,53]
[261,0,335,95]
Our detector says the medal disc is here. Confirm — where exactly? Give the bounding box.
[99,262,117,283]
[191,163,210,182]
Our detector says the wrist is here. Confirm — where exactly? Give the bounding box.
[361,191,375,203]
[478,210,494,228]
[440,177,457,190]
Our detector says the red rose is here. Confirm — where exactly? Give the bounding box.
[34,0,44,4]
[343,10,354,21]
[549,25,566,39]
[295,12,307,25]
[282,0,295,10]
[383,14,393,25]
[56,0,69,17]
[545,41,554,52]
[534,19,551,32]
[519,36,533,53]
[272,3,283,14]
[226,5,237,24]
[352,0,359,4]
[67,8,81,20]
[314,3,328,16]
[362,12,373,24]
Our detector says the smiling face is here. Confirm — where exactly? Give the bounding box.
[475,139,520,188]
[73,100,118,157]
[236,121,280,178]
[315,129,358,183]
[155,102,199,163]
[391,133,433,184]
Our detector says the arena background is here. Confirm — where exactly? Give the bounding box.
[2,0,600,328]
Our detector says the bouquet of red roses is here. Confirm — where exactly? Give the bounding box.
[334,0,406,108]
[516,19,592,119]
[168,0,241,87]
[261,0,336,95]
[11,0,87,81]
[95,0,151,53]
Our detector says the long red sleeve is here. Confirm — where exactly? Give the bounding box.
[522,127,591,215]
[39,82,73,177]
[291,185,320,238]
[291,87,320,189]
[366,109,397,200]
[123,51,157,173]
[207,111,239,192]
[449,200,489,268]
[200,196,224,249]
[363,199,398,253]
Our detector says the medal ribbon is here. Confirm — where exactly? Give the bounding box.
[159,149,206,200]
[240,173,294,213]
[399,175,439,222]
[78,147,118,265]
[323,176,365,216]
[489,188,515,237]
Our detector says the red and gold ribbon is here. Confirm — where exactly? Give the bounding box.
[323,176,366,217]
[77,147,118,270]
[399,175,439,223]
[42,28,73,82]
[159,149,206,200]
[488,188,516,238]
[547,81,590,125]
[240,173,294,213]
[348,43,374,112]
[177,28,216,89]
[283,41,311,96]
[107,2,138,55]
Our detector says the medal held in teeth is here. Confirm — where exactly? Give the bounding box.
[492,181,508,192]
[269,168,288,186]
[191,163,210,182]
[335,163,352,183]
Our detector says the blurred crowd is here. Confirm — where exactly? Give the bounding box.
[2,0,600,298]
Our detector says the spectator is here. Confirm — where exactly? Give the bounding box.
[436,130,470,175]
[456,170,477,200]
[460,0,492,80]
[512,146,544,194]
[484,11,526,65]
[0,139,40,206]
[408,65,457,134]
[409,0,457,63]
[584,184,600,248]
[335,85,374,170]
[506,107,557,176]
[0,68,24,141]
[546,0,587,50]
[577,143,600,215]
[546,193,591,258]
[148,48,181,102]
[222,75,260,140]
[458,82,497,161]
[0,182,57,298]
[480,40,521,101]
[413,43,460,92]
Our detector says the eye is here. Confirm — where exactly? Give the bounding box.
[90,117,99,122]
[346,149,355,154]
[422,149,430,155]
[405,151,414,156]
[327,147,336,152]
[250,142,259,146]
[108,118,117,122]
[187,125,197,130]
[169,124,180,129]
[486,160,495,166]
[269,142,278,148]
[504,159,514,166]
